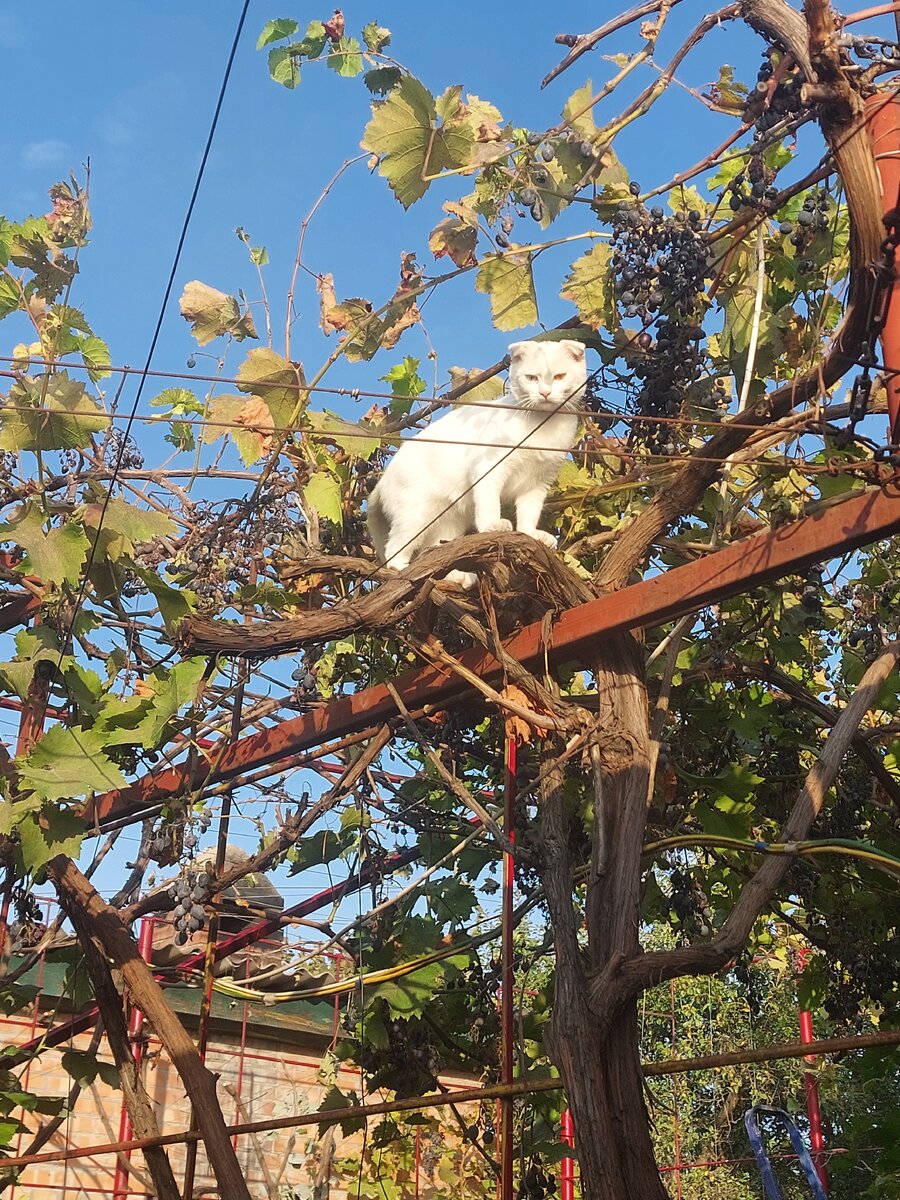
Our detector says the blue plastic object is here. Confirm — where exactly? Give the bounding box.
[744,1105,827,1200]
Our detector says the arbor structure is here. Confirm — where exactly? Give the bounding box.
[1,2,900,1199]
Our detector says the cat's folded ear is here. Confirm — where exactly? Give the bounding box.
[556,339,586,359]
[507,341,531,361]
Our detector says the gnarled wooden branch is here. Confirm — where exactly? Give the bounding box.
[181,533,593,660]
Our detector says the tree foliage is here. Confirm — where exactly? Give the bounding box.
[0,3,898,1198]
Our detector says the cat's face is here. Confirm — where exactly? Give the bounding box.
[507,340,586,411]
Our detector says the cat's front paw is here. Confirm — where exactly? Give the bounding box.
[442,569,478,589]
[528,529,558,549]
[480,519,513,533]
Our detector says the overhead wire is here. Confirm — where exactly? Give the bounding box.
[49,0,252,672]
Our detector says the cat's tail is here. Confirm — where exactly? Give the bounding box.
[365,484,389,563]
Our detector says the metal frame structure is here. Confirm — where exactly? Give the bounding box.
[5,79,900,1200]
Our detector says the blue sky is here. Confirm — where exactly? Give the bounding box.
[0,0,770,395]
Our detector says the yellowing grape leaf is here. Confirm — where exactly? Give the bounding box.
[179,280,258,346]
[560,243,615,330]
[475,253,537,330]
[501,684,550,745]
[361,75,475,208]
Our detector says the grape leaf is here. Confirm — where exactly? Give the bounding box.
[178,281,258,346]
[475,253,537,330]
[82,497,174,560]
[0,503,88,587]
[16,724,128,804]
[364,66,402,96]
[428,216,477,267]
[0,373,108,452]
[327,36,362,78]
[236,347,304,428]
[307,410,379,460]
[268,46,300,88]
[362,21,391,52]
[304,470,343,526]
[256,17,299,49]
[563,81,598,139]
[362,75,475,208]
[560,242,615,330]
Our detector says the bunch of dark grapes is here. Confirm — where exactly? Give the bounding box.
[355,1012,445,1098]
[667,868,713,939]
[750,55,804,136]
[167,867,213,946]
[819,919,899,1024]
[780,189,831,276]
[288,660,319,709]
[104,427,144,470]
[0,451,16,477]
[9,888,47,952]
[723,151,777,213]
[847,617,884,658]
[57,448,80,475]
[517,1160,558,1200]
[609,193,712,452]
[796,563,825,623]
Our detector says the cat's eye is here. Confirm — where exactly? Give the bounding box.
[553,373,565,381]
[525,374,539,381]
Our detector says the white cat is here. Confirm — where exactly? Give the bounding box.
[367,339,585,586]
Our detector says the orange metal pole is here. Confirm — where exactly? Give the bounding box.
[865,93,900,445]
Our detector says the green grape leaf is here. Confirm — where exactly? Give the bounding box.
[475,253,537,330]
[82,497,174,560]
[307,409,380,460]
[17,806,85,873]
[362,21,391,52]
[364,66,402,96]
[16,725,128,804]
[563,81,598,139]
[178,280,258,346]
[362,75,474,208]
[268,45,300,88]
[304,470,343,526]
[560,242,615,330]
[256,17,299,49]
[380,357,426,400]
[0,373,108,452]
[327,36,363,78]
[0,503,89,587]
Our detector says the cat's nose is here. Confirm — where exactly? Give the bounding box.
[540,387,551,399]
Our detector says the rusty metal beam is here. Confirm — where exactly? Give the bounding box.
[86,485,900,829]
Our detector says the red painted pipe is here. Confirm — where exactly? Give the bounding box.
[799,1006,829,1192]
[560,1109,575,1200]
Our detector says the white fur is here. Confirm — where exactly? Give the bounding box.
[367,339,584,586]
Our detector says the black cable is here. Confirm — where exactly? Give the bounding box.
[55,0,251,668]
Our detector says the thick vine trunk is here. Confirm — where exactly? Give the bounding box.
[540,633,665,1200]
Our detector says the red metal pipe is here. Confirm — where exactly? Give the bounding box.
[111,917,154,1200]
[560,1109,575,1200]
[87,485,900,830]
[799,1007,829,1192]
[501,735,516,1200]
[865,93,900,445]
